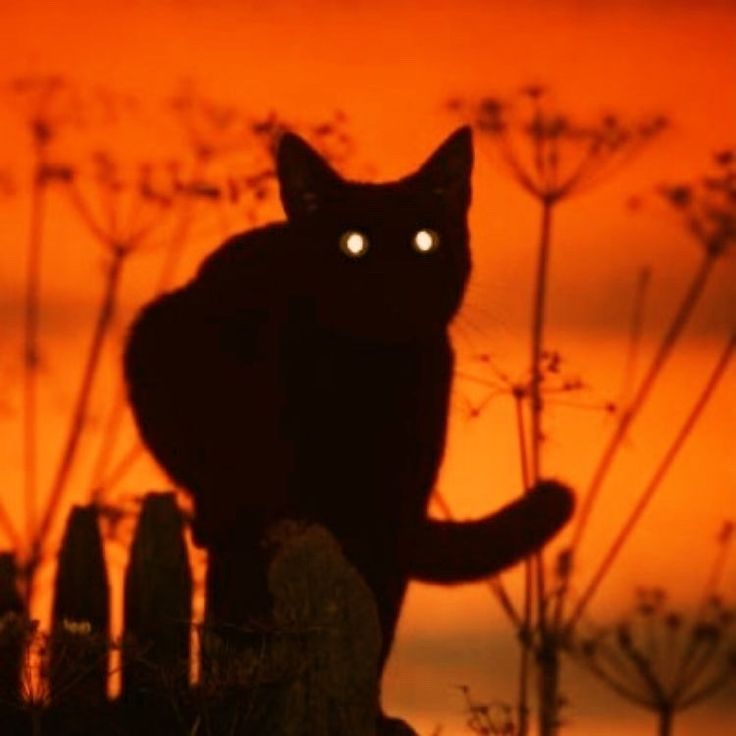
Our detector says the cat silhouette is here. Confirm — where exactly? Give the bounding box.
[124,127,573,731]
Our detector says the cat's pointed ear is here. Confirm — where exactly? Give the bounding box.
[277,132,341,220]
[416,126,473,209]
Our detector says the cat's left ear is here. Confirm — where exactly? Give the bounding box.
[277,132,341,220]
[416,126,473,209]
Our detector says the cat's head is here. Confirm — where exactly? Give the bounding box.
[277,127,472,343]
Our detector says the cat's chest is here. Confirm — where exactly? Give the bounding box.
[285,331,444,421]
[277,328,451,519]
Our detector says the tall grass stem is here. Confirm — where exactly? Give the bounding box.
[31,248,128,569]
[21,152,48,561]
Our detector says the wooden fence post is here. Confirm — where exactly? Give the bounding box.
[49,504,110,709]
[200,522,382,735]
[266,522,381,736]
[122,491,192,706]
[0,553,25,708]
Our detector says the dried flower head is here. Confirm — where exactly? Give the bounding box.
[7,75,79,146]
[572,583,736,718]
[454,347,598,421]
[458,686,518,735]
[170,83,263,162]
[63,151,177,251]
[449,87,667,202]
[660,147,736,257]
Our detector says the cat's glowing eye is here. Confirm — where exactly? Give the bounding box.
[412,228,439,254]
[339,230,369,258]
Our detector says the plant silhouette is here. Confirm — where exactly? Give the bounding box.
[124,127,574,732]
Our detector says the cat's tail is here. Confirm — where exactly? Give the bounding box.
[408,481,574,584]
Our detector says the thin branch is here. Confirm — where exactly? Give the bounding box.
[671,628,714,703]
[570,251,717,558]
[679,668,735,710]
[568,331,736,627]
[87,178,201,503]
[91,442,144,505]
[0,499,21,550]
[454,371,505,390]
[566,132,665,201]
[620,267,651,407]
[65,181,109,245]
[620,639,668,704]
[595,637,655,695]
[86,382,129,495]
[155,159,205,291]
[556,139,604,199]
[495,135,542,199]
[673,637,721,703]
[579,655,657,708]
[696,525,736,621]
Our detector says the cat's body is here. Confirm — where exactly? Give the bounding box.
[127,220,456,657]
[125,128,573,727]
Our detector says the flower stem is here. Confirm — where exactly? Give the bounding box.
[537,633,561,736]
[529,197,557,736]
[514,392,532,736]
[657,705,674,736]
[529,198,554,483]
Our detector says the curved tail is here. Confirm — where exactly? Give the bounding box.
[408,481,574,584]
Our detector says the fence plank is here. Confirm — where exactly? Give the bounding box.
[49,504,110,709]
[122,491,192,705]
[200,522,382,735]
[0,553,25,708]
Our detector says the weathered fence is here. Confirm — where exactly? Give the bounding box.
[0,493,382,735]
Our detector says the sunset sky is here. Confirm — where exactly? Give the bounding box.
[0,1,735,734]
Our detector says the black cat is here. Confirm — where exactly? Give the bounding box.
[124,127,573,729]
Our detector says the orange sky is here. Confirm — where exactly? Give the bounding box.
[0,1,735,734]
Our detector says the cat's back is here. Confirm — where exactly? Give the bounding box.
[128,221,291,335]
[124,222,295,507]
[126,223,288,400]
[194,221,295,306]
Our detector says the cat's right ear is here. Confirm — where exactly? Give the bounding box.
[277,133,341,220]
[416,126,473,210]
